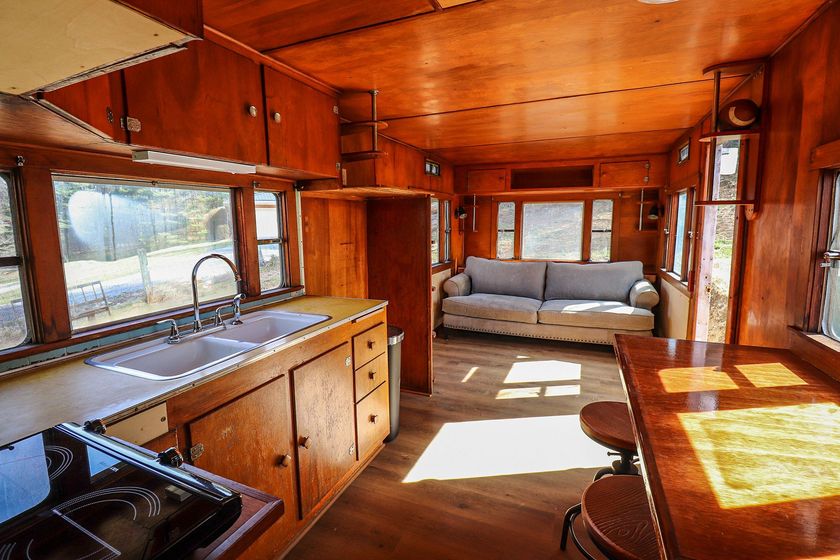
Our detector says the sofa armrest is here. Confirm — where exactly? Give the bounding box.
[444,273,471,297]
[629,279,659,310]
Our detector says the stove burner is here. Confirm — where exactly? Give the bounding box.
[55,486,162,520]
[43,445,73,480]
[0,543,15,560]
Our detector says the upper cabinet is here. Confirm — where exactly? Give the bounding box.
[263,67,341,177]
[341,135,453,192]
[123,40,267,164]
[466,168,507,193]
[0,0,199,95]
[39,73,128,143]
[600,160,652,188]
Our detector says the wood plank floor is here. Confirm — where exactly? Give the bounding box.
[286,332,628,559]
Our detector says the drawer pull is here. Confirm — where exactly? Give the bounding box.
[279,454,292,467]
[369,414,379,424]
[299,436,312,449]
[366,339,376,349]
[368,370,377,380]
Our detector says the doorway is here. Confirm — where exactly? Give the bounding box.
[694,139,746,343]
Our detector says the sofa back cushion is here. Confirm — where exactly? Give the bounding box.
[465,256,547,300]
[544,261,643,302]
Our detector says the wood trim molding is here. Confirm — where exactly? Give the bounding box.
[658,269,691,298]
[789,327,840,383]
[811,138,840,170]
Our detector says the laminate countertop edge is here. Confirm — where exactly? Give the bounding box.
[0,295,387,445]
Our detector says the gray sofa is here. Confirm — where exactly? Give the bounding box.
[442,257,658,345]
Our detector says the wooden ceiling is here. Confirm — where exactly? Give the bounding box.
[203,0,828,165]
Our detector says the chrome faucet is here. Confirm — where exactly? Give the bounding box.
[191,254,242,333]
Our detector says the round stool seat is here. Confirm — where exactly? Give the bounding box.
[582,475,659,560]
[580,401,636,453]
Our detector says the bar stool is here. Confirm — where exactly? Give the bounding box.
[561,475,659,560]
[579,401,638,480]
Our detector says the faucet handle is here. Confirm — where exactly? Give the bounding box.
[231,293,245,325]
[156,319,180,343]
[213,305,231,327]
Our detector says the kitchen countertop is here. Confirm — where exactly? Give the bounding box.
[0,296,386,446]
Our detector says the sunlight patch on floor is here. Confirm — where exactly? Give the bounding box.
[496,385,581,399]
[504,360,581,384]
[461,366,479,383]
[403,414,607,482]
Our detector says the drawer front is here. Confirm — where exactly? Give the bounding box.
[354,351,388,402]
[353,322,387,368]
[356,381,390,460]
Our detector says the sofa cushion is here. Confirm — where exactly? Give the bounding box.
[544,261,643,302]
[443,293,542,324]
[465,256,547,300]
[538,300,654,331]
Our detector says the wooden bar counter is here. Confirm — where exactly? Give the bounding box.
[614,334,840,560]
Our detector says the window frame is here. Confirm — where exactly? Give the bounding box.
[442,199,451,263]
[0,170,31,351]
[819,172,840,341]
[52,174,241,333]
[663,188,693,282]
[491,195,617,262]
[430,197,441,266]
[254,190,291,293]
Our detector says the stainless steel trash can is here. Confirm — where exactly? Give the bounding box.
[384,325,404,442]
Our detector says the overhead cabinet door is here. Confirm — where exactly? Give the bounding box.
[291,342,356,517]
[263,67,340,177]
[123,40,267,163]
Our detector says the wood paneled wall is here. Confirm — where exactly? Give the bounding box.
[367,198,432,395]
[736,1,840,347]
[300,196,368,298]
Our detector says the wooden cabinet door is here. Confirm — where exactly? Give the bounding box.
[467,168,506,192]
[263,67,340,177]
[39,72,127,143]
[123,40,266,163]
[292,342,356,517]
[188,376,298,544]
[599,160,651,188]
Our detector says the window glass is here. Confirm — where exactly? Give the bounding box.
[53,177,237,331]
[522,202,584,260]
[496,202,515,259]
[254,191,288,291]
[443,200,451,262]
[711,139,741,201]
[590,199,613,262]
[822,174,840,341]
[431,198,440,264]
[0,174,28,350]
[672,192,688,276]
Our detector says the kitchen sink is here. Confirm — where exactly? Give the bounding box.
[88,310,330,380]
[211,310,330,345]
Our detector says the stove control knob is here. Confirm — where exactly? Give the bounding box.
[157,447,185,468]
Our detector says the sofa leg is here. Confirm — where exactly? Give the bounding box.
[440,326,450,340]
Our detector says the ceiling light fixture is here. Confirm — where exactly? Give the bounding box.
[132,150,257,174]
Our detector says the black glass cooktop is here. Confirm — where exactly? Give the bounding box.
[0,423,241,560]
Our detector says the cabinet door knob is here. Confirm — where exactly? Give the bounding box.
[367,339,376,349]
[279,454,292,467]
[368,370,377,380]
[247,104,258,117]
[299,436,312,449]
[272,111,281,123]
[369,414,379,424]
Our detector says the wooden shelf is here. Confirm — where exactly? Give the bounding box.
[694,199,755,206]
[340,120,389,136]
[341,150,388,162]
[702,58,767,77]
[699,129,761,143]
